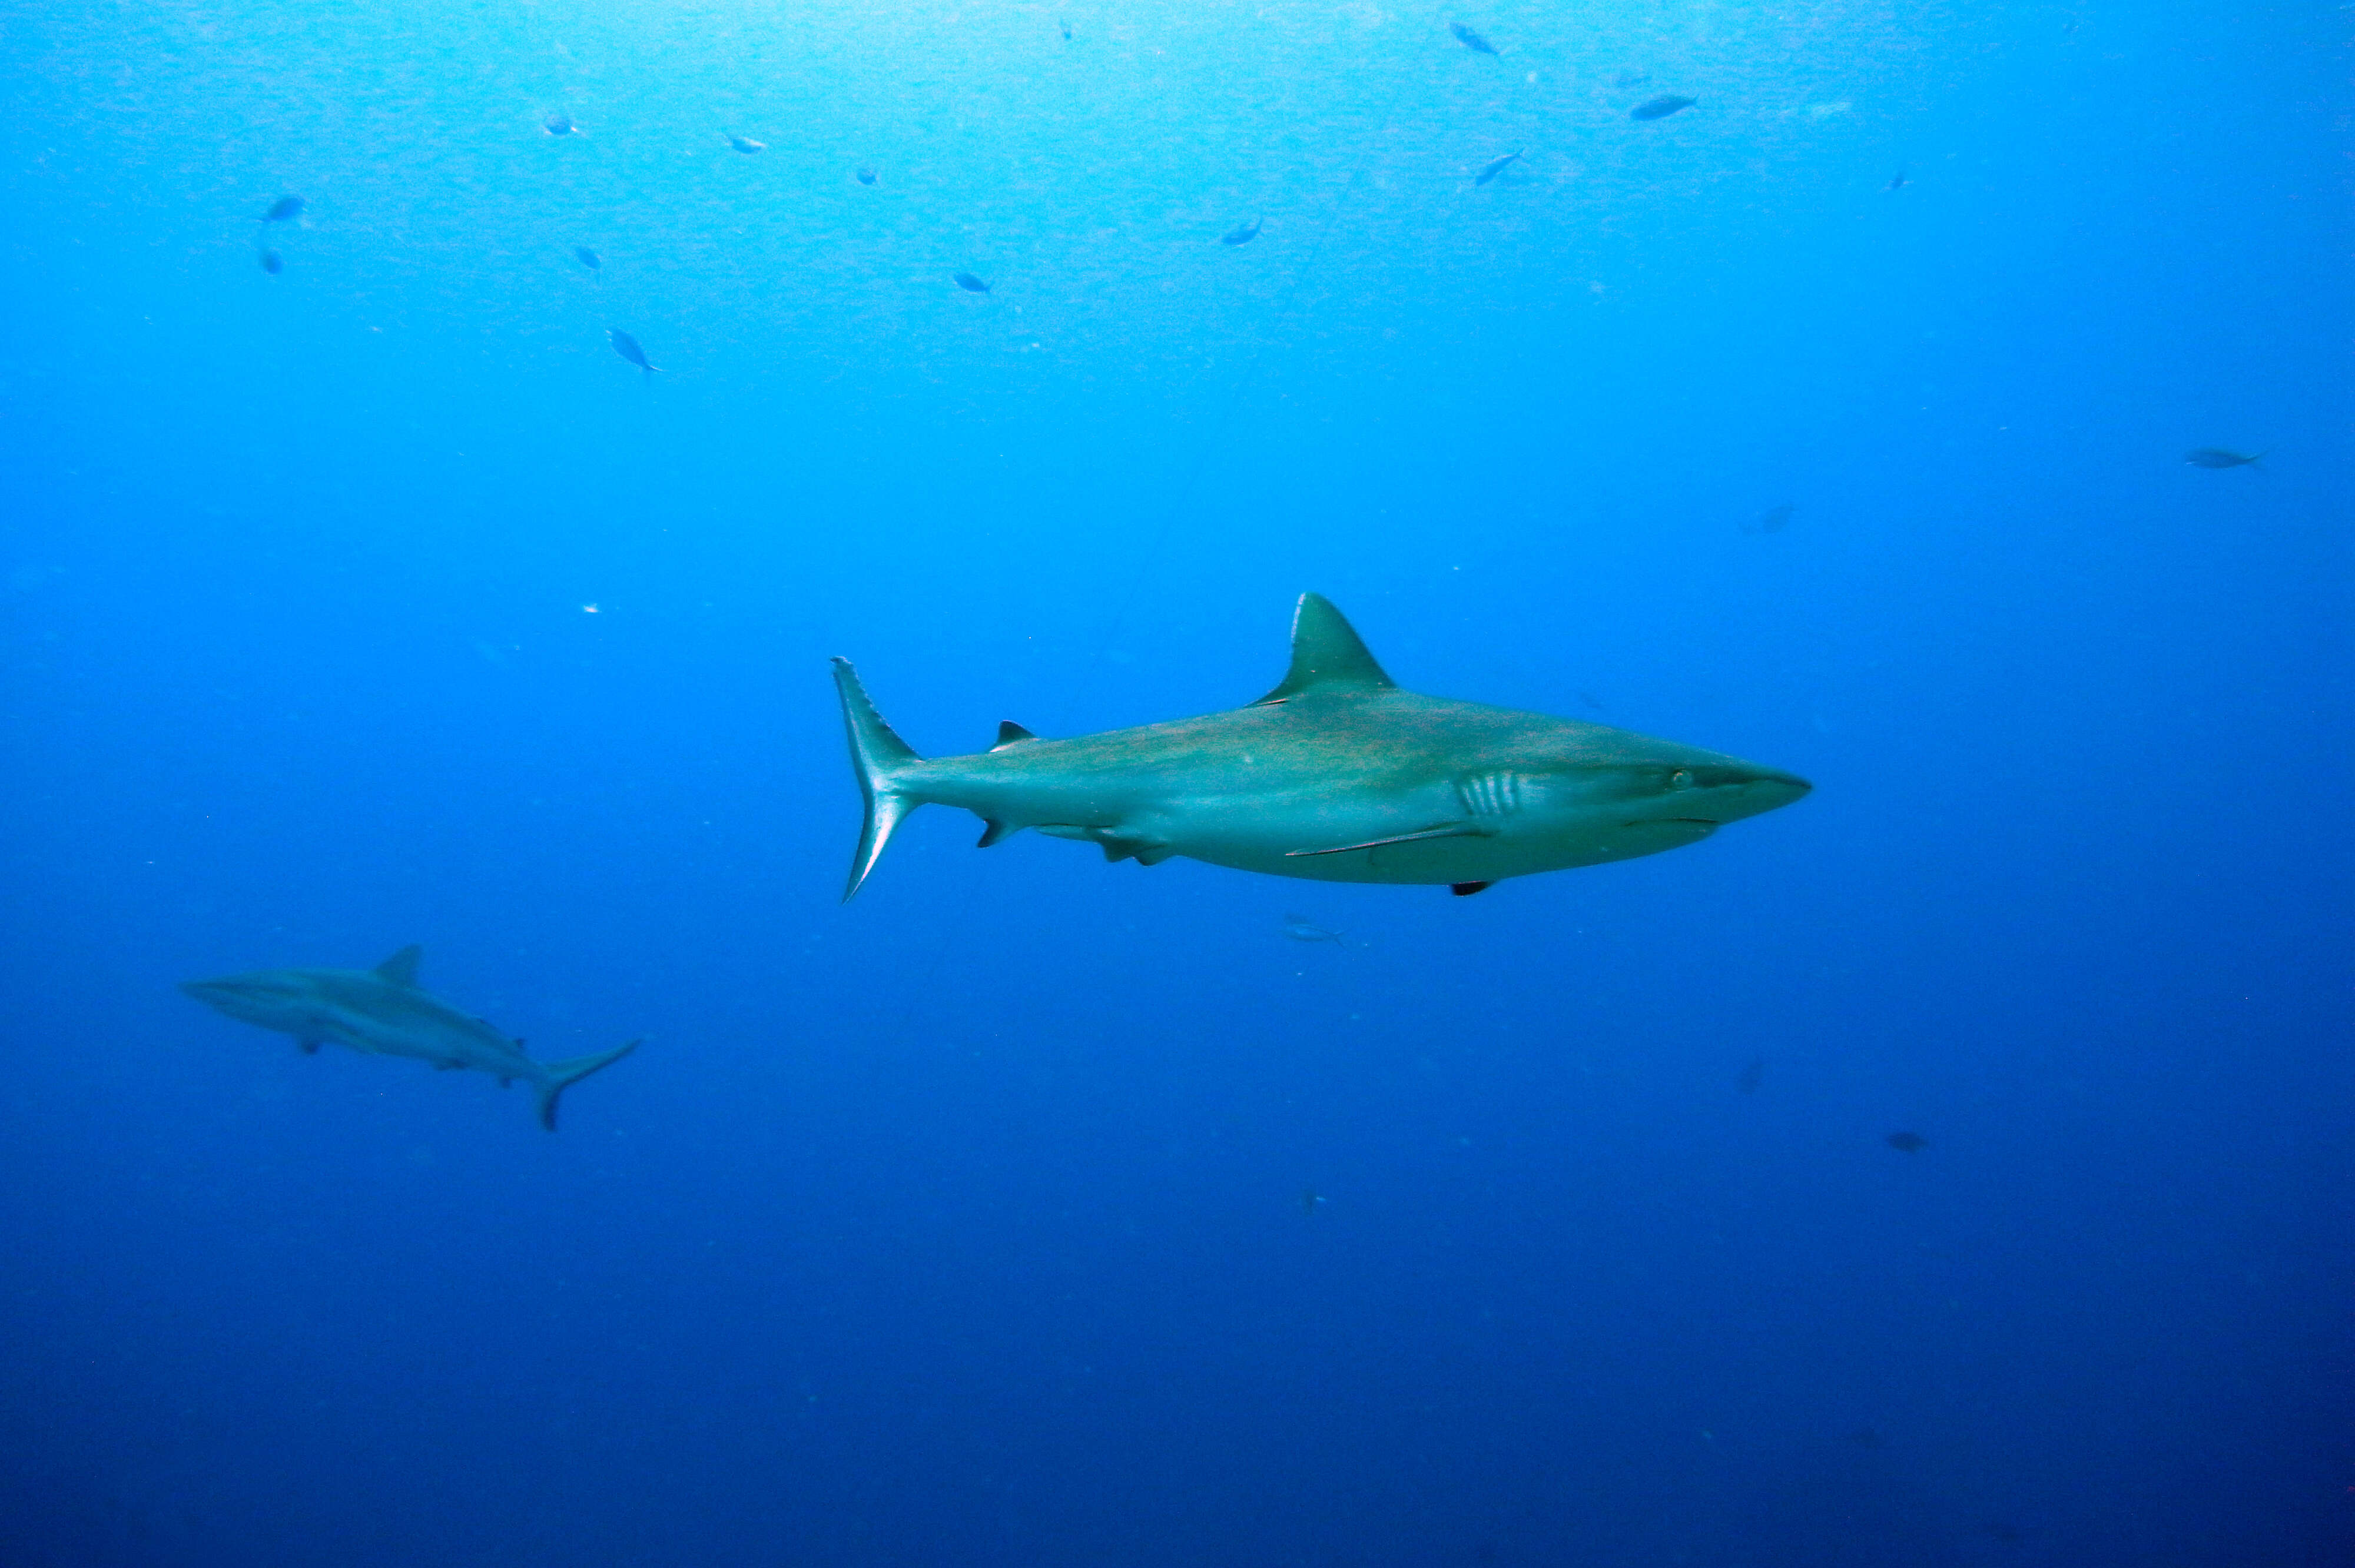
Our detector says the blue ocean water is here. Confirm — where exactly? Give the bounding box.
[3,0,2350,1562]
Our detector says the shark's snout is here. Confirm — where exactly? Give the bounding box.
[1721,768,1811,822]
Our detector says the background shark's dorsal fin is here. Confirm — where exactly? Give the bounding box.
[1255,593,1395,704]
[374,945,422,986]
[992,721,1039,750]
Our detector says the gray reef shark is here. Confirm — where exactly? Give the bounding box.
[831,594,1809,899]
[181,946,639,1130]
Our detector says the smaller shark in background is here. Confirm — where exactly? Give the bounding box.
[181,945,639,1130]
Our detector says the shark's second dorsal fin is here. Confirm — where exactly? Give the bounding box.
[1255,593,1395,705]
[992,721,1039,750]
[374,945,422,986]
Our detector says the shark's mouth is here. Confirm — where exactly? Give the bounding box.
[1628,817,1720,834]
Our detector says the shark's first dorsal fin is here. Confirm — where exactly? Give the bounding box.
[1255,593,1395,705]
[374,945,423,986]
[992,721,1039,750]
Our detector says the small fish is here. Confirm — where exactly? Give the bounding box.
[1281,914,1345,944]
[2185,446,2263,469]
[954,271,991,293]
[1474,149,1522,186]
[855,164,878,185]
[1450,21,1497,54]
[543,112,575,137]
[1612,70,1650,89]
[1742,502,1795,535]
[1848,1427,1887,1449]
[1220,217,1262,245]
[1301,1188,1326,1215]
[1885,1131,1927,1153]
[728,134,767,154]
[1884,170,1908,192]
[258,248,282,274]
[608,328,659,376]
[1736,1057,1764,1094]
[1630,94,1696,121]
[261,195,304,222]
[1576,690,1605,710]
[572,245,601,270]
[1060,16,1072,39]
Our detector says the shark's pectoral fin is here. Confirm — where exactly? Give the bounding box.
[374,945,423,986]
[1451,881,1493,896]
[1285,823,1486,858]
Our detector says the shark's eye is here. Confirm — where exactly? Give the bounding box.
[1668,769,1694,790]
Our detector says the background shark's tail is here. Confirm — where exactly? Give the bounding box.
[534,1039,640,1131]
[830,657,924,901]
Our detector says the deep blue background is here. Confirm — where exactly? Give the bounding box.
[3,0,2350,1563]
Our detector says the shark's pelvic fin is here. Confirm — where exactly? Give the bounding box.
[1285,823,1485,858]
[1255,593,1396,705]
[991,721,1039,750]
[534,1038,641,1131]
[374,945,423,986]
[832,657,925,901]
[977,819,1014,848]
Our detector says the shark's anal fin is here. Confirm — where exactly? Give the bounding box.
[374,945,422,986]
[1285,823,1484,858]
[1036,823,1170,865]
[1451,881,1493,896]
[1254,593,1397,705]
[991,721,1039,750]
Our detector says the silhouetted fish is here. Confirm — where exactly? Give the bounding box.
[1450,21,1496,54]
[1630,94,1696,120]
[261,195,304,222]
[727,134,767,154]
[1885,1131,1927,1152]
[608,328,659,376]
[1301,1188,1326,1215]
[1742,502,1795,535]
[1884,170,1908,192]
[1060,16,1072,39]
[1736,1057,1764,1094]
[572,245,601,270]
[954,271,991,293]
[1613,70,1650,89]
[543,112,575,137]
[258,248,281,274]
[1474,150,1522,186]
[2185,447,2262,468]
[1282,914,1345,944]
[1221,217,1262,245]
[855,164,878,185]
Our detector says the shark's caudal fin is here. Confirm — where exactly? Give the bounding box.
[534,1039,640,1131]
[830,657,926,901]
[1255,593,1397,705]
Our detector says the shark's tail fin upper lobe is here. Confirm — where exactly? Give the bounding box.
[535,1039,640,1131]
[831,657,926,901]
